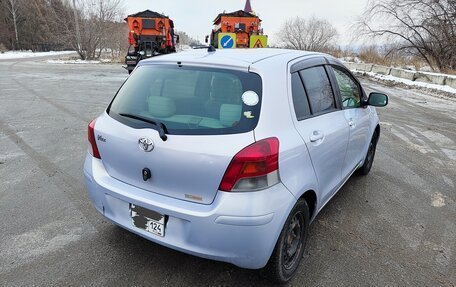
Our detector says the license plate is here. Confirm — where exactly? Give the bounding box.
[130,204,166,237]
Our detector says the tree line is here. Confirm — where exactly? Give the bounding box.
[357,0,455,72]
[276,0,455,72]
[1,0,455,71]
[0,0,126,59]
[0,0,202,59]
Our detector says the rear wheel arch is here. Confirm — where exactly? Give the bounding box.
[299,190,317,220]
[261,198,310,283]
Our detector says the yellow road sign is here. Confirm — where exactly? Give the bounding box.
[218,33,237,49]
[250,35,268,48]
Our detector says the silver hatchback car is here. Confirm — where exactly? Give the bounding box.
[84,48,388,283]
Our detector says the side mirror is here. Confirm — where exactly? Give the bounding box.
[205,35,209,44]
[368,92,388,107]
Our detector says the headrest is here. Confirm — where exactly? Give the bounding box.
[210,76,242,102]
[220,104,242,127]
[147,96,176,118]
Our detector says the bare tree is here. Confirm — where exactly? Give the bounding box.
[71,0,124,59]
[3,0,22,49]
[0,0,126,55]
[72,0,81,53]
[174,30,200,49]
[95,0,123,58]
[276,16,338,52]
[104,21,128,58]
[356,0,456,72]
[15,0,74,51]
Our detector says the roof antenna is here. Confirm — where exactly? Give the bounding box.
[208,45,216,52]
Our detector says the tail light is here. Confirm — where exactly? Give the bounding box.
[88,119,101,159]
[219,137,280,192]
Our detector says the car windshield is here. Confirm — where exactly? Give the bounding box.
[108,65,262,135]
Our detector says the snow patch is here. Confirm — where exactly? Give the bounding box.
[338,56,362,63]
[357,71,456,94]
[431,193,446,208]
[0,50,75,60]
[47,59,112,64]
[441,149,456,161]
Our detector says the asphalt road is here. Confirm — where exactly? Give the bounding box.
[0,58,454,286]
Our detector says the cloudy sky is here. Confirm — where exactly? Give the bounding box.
[122,0,370,46]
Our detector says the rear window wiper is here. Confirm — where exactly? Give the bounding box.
[119,113,168,141]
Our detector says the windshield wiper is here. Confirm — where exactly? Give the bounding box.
[119,113,168,141]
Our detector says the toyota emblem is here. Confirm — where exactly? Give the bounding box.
[138,138,154,152]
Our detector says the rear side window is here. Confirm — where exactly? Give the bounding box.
[299,66,335,114]
[108,65,262,135]
[291,72,311,120]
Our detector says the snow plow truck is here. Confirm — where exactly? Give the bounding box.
[207,0,267,49]
[124,10,178,74]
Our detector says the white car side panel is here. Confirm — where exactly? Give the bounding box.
[342,107,372,175]
[250,57,320,208]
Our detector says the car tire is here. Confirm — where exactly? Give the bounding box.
[260,199,309,284]
[358,130,379,176]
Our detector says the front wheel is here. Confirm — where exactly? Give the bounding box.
[358,131,378,175]
[260,199,310,284]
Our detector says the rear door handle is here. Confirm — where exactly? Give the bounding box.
[348,118,355,128]
[310,131,324,142]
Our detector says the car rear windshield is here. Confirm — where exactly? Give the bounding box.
[108,65,262,135]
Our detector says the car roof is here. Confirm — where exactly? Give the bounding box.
[139,48,323,69]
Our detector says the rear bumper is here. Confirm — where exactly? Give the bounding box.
[83,154,297,269]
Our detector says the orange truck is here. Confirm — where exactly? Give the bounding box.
[124,10,179,73]
[208,0,267,49]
